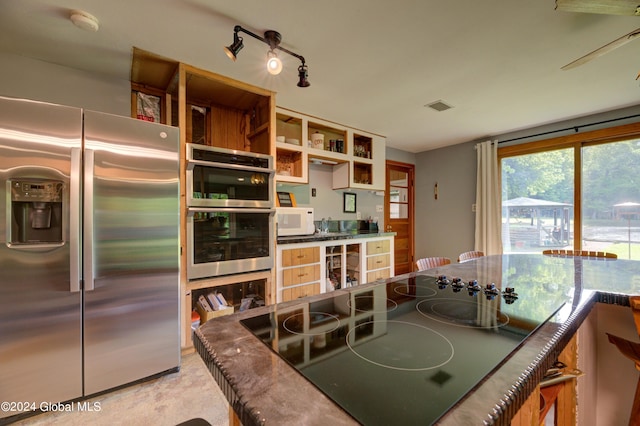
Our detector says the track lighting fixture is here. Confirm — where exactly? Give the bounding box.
[224,32,243,61]
[224,25,310,87]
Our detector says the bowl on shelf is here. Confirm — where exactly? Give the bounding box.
[276,135,286,143]
[285,138,300,145]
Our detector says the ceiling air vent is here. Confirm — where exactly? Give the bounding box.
[426,100,453,112]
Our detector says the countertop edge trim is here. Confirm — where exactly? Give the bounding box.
[193,328,265,426]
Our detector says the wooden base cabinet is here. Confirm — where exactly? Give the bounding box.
[184,270,272,350]
[510,334,578,425]
[276,236,394,303]
[366,239,392,282]
[282,282,321,301]
[280,247,321,302]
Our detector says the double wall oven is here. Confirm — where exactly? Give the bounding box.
[186,144,275,280]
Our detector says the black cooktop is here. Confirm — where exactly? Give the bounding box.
[241,274,564,425]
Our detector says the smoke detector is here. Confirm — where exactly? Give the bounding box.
[70,10,99,32]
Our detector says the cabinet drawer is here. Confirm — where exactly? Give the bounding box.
[367,254,390,270]
[281,246,320,267]
[282,282,320,302]
[283,264,320,287]
[367,268,390,283]
[367,239,390,255]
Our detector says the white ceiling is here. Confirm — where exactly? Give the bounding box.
[1,0,639,153]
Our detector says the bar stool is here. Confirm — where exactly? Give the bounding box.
[457,250,484,263]
[416,256,451,271]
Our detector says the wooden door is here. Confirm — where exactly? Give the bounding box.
[385,161,415,275]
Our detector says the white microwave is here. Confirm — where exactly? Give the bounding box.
[276,207,315,236]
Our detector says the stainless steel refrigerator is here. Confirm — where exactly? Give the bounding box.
[0,96,180,420]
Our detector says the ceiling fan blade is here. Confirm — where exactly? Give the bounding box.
[556,0,640,16]
[562,27,640,70]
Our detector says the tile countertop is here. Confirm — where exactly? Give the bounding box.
[277,231,396,245]
[194,254,640,426]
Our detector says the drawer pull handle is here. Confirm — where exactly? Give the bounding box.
[297,255,305,258]
[298,273,308,277]
[376,260,382,264]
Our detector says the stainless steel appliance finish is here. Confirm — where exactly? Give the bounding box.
[186,207,274,279]
[186,143,274,209]
[185,144,275,280]
[0,96,180,419]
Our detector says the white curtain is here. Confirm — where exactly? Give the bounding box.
[474,140,502,255]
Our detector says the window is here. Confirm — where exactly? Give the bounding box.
[499,123,640,260]
[389,169,409,219]
[501,148,574,253]
[582,140,640,259]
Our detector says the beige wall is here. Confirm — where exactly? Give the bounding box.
[414,141,477,262]
[0,52,130,115]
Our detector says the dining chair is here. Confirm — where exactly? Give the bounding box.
[542,249,617,259]
[416,257,451,271]
[457,250,484,263]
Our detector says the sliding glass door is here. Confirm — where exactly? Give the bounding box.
[499,123,640,260]
[582,139,640,259]
[501,148,574,253]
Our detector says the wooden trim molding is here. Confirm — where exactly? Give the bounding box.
[498,122,640,158]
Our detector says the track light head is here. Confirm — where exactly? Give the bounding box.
[297,64,310,88]
[266,50,283,75]
[224,33,243,61]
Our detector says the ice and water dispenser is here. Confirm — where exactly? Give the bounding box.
[9,179,63,244]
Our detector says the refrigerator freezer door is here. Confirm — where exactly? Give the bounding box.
[82,111,180,395]
[0,96,83,418]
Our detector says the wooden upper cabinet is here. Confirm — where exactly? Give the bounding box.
[130,47,275,156]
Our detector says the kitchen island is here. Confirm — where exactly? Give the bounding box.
[194,254,640,425]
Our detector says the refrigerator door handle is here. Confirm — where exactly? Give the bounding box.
[83,148,95,292]
[69,148,81,293]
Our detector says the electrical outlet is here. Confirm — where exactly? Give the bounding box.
[312,188,316,197]
[472,203,476,212]
[376,205,383,213]
[356,211,361,219]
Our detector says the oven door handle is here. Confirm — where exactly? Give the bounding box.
[188,207,275,214]
[187,159,275,175]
